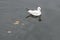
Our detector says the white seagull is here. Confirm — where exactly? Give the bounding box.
[26,7,42,21]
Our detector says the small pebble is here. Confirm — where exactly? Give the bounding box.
[13,20,20,25]
[8,31,12,33]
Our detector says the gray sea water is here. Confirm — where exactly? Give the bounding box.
[0,0,60,40]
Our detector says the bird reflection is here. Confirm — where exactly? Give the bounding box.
[26,14,42,21]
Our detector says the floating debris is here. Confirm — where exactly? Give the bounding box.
[8,31,12,33]
[13,20,20,25]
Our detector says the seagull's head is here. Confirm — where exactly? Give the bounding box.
[37,7,41,10]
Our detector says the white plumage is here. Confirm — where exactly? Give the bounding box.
[27,7,41,16]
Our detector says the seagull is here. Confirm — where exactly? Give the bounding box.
[25,7,42,21]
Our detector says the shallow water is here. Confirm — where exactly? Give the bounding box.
[0,0,60,40]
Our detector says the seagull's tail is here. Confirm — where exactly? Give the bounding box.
[25,8,30,11]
